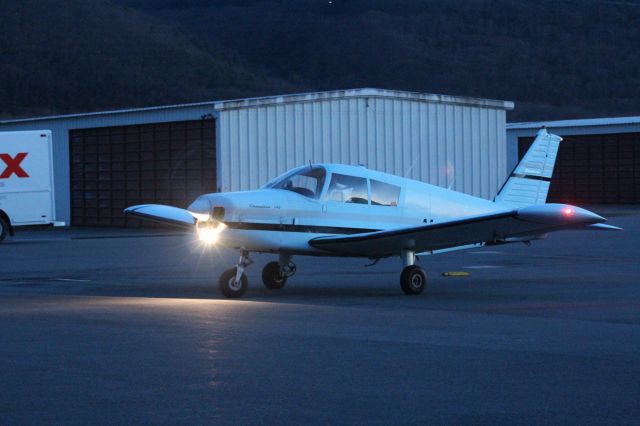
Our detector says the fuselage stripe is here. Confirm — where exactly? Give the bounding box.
[223,222,378,235]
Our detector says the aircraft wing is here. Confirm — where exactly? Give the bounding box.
[124,204,196,229]
[309,204,611,258]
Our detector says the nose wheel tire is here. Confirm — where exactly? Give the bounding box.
[262,261,287,289]
[219,267,248,298]
[400,265,427,295]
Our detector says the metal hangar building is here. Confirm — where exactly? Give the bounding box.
[507,116,640,205]
[0,88,514,227]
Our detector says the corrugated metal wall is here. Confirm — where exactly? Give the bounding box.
[1,89,512,225]
[218,97,507,200]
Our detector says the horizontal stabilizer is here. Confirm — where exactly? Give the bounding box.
[583,223,622,231]
[124,204,197,229]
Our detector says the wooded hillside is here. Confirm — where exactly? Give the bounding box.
[2,0,640,121]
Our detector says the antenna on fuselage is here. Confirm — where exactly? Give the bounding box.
[404,156,419,179]
[308,160,313,170]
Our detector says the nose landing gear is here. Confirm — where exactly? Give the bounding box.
[218,249,253,298]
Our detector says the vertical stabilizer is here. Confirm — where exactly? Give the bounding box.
[495,128,561,207]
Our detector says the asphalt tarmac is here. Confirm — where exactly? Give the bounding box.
[1,210,639,425]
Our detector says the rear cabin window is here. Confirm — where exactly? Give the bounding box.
[325,173,369,204]
[371,180,400,206]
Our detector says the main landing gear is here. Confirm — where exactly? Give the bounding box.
[399,249,427,295]
[262,254,296,290]
[218,251,297,298]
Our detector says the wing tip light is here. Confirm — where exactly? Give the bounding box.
[518,203,605,226]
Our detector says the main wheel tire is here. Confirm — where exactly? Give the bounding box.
[218,267,248,298]
[400,265,427,295]
[262,261,287,290]
[0,216,8,243]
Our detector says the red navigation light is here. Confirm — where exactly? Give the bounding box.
[562,207,574,217]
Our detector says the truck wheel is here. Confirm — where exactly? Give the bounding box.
[0,216,8,243]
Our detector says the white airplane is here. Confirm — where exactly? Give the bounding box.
[125,128,620,298]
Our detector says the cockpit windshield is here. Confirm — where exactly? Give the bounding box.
[264,166,326,199]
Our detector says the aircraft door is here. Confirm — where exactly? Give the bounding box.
[322,173,371,231]
[400,183,431,227]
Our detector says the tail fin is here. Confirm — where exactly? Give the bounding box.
[494,128,561,207]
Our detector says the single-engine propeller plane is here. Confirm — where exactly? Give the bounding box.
[125,128,620,298]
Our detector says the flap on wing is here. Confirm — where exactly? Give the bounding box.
[309,204,607,258]
[124,204,197,229]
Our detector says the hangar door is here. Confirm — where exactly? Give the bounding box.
[70,119,216,226]
[518,132,640,204]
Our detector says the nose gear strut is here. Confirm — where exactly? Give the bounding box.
[235,249,253,283]
[218,249,253,298]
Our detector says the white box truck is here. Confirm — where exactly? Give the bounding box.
[0,130,63,242]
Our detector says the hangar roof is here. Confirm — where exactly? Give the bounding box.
[508,116,640,130]
[0,88,514,124]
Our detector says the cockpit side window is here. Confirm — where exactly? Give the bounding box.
[371,179,400,206]
[269,166,326,199]
[325,173,369,204]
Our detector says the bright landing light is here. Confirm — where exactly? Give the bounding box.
[197,222,227,244]
[562,207,574,217]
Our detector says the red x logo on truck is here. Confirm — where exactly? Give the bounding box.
[0,153,29,178]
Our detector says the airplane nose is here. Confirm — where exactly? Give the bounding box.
[188,197,211,221]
